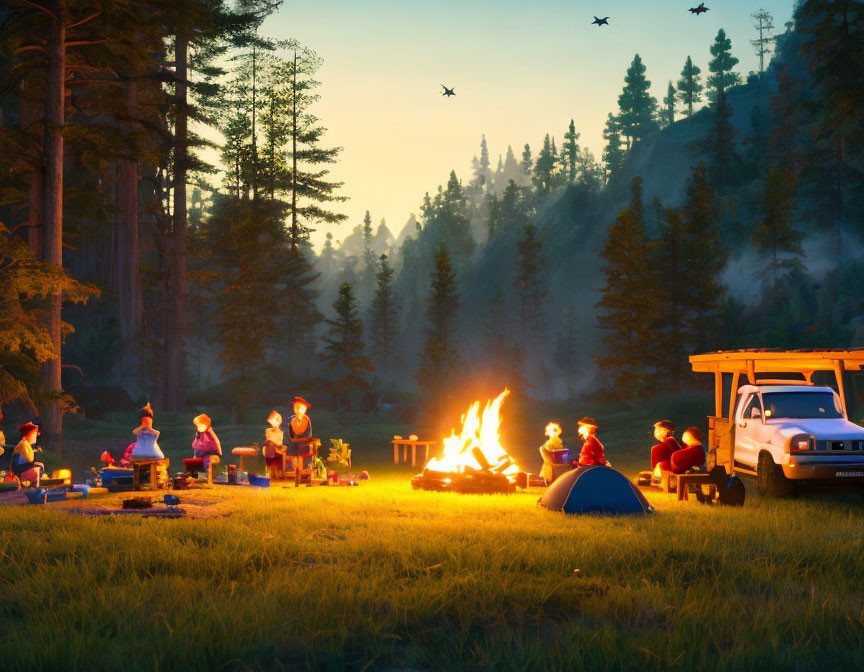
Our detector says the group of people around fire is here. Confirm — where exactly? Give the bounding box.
[1,396,316,491]
[539,416,706,485]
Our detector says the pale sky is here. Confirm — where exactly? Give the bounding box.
[259,0,797,249]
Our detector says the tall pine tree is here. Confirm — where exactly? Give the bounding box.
[559,119,581,183]
[320,283,372,411]
[680,163,728,353]
[367,254,400,377]
[752,169,803,286]
[617,54,658,148]
[602,114,627,180]
[707,29,742,101]
[532,134,557,195]
[416,244,461,417]
[514,224,548,351]
[677,56,703,117]
[596,177,657,397]
[660,81,676,128]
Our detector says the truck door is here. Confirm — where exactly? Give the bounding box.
[735,393,764,469]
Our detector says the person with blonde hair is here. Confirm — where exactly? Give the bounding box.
[539,422,565,484]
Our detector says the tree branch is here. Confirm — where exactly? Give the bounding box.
[63,64,101,72]
[14,0,57,21]
[68,11,101,29]
[14,45,48,56]
[65,39,110,48]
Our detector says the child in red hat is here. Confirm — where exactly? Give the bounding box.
[573,417,606,467]
[12,422,44,489]
[287,397,313,474]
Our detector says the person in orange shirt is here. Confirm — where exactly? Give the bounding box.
[573,417,605,467]
[287,397,313,474]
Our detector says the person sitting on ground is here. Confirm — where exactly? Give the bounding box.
[650,420,681,478]
[670,426,706,474]
[191,413,222,472]
[263,410,286,480]
[12,422,44,489]
[572,417,606,467]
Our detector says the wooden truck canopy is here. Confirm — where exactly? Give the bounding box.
[690,349,864,418]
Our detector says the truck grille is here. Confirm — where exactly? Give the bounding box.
[815,440,864,451]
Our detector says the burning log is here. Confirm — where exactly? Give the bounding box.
[411,468,516,495]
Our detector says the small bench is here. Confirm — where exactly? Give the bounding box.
[131,458,170,491]
[182,455,221,485]
[676,473,714,502]
[391,439,437,467]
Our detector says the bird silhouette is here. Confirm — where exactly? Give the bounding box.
[592,16,610,26]
[441,85,455,97]
[689,3,709,14]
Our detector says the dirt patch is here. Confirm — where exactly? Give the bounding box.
[0,486,235,519]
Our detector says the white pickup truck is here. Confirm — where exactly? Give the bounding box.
[691,349,864,500]
[731,384,864,496]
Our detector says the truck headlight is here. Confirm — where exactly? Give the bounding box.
[789,434,812,453]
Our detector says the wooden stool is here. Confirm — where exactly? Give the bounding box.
[132,459,170,491]
[232,446,258,475]
[289,437,321,487]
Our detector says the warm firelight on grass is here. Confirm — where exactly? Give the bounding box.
[424,389,521,477]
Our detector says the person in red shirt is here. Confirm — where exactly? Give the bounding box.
[573,417,605,467]
[670,426,706,474]
[650,420,681,475]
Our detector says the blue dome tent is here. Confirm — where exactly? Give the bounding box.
[539,466,653,515]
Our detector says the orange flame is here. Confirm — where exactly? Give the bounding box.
[424,389,520,477]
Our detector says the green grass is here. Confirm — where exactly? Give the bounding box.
[2,396,864,671]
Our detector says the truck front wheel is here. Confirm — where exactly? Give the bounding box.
[757,452,795,498]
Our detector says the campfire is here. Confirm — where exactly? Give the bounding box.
[411,389,522,494]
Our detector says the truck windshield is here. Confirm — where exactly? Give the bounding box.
[762,392,843,419]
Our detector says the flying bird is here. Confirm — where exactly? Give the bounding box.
[592,16,610,26]
[441,85,455,97]
[689,3,709,14]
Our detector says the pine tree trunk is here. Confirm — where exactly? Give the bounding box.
[117,77,143,342]
[27,165,43,257]
[165,33,189,411]
[20,92,43,256]
[39,7,66,447]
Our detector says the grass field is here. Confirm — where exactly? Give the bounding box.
[2,395,864,671]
